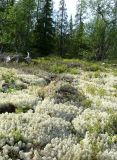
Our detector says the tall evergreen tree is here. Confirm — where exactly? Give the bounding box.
[34,0,54,56]
[57,0,68,56]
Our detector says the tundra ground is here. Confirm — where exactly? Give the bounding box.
[0,58,117,160]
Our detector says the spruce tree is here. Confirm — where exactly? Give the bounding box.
[34,0,54,56]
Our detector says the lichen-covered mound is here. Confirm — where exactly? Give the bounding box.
[0,113,71,159]
[0,65,116,160]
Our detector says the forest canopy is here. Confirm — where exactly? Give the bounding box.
[0,0,117,60]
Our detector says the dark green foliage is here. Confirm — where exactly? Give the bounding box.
[34,0,55,56]
[15,0,36,53]
[56,0,68,57]
[0,0,117,61]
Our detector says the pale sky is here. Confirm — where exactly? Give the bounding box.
[54,0,77,18]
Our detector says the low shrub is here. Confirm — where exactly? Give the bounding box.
[49,64,68,74]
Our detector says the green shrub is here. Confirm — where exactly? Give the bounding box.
[93,71,101,78]
[2,72,16,84]
[86,64,102,72]
[69,68,79,75]
[49,64,68,73]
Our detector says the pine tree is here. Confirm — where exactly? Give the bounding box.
[34,0,54,56]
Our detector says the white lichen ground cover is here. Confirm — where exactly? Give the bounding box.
[0,63,117,160]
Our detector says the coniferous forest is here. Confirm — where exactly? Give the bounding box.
[0,0,117,60]
[0,1,117,160]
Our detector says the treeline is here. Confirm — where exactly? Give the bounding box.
[0,0,117,60]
